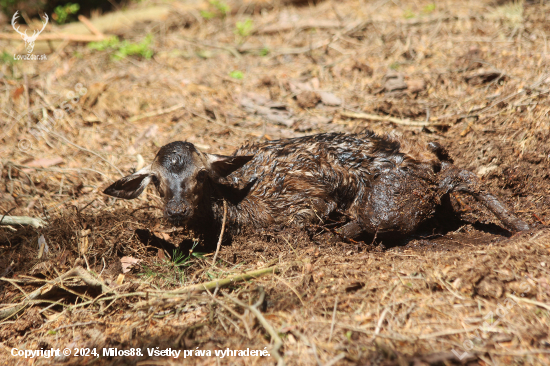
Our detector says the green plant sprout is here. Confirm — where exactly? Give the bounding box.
[1,50,18,65]
[403,8,415,19]
[422,3,436,14]
[200,0,230,19]
[53,3,80,25]
[139,241,204,286]
[235,18,254,38]
[88,35,154,60]
[229,70,244,79]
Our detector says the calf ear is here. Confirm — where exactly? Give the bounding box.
[103,165,154,199]
[206,154,254,178]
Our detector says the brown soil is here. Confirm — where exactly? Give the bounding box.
[1,0,550,365]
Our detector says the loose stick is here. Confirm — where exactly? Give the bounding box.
[170,262,284,295]
[211,200,227,267]
[0,216,47,228]
[128,103,185,123]
[0,33,104,42]
[0,266,111,320]
[339,111,450,127]
[224,288,285,366]
[77,15,104,37]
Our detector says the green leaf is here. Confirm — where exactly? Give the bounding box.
[235,19,254,37]
[229,70,244,79]
[422,3,436,14]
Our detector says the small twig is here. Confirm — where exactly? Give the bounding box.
[0,32,104,42]
[217,312,246,337]
[339,110,450,127]
[507,294,550,312]
[182,37,241,58]
[184,107,254,134]
[274,275,305,306]
[311,320,415,342]
[329,295,338,343]
[270,40,331,57]
[128,103,185,123]
[5,162,107,178]
[438,277,467,300]
[256,19,341,34]
[417,327,479,340]
[133,263,294,309]
[224,288,285,366]
[371,307,391,342]
[0,264,14,277]
[77,15,103,37]
[289,330,322,366]
[1,278,28,297]
[324,353,346,366]
[0,215,47,228]
[38,299,65,314]
[205,288,253,339]
[211,200,227,267]
[0,266,111,320]
[24,74,31,128]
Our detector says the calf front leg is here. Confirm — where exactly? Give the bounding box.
[439,163,529,232]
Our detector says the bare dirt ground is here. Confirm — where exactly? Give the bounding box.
[1,0,550,365]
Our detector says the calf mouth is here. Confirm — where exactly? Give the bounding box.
[163,211,190,226]
[166,215,186,226]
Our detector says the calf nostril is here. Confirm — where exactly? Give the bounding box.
[166,201,189,217]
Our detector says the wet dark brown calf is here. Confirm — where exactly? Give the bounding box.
[104,132,529,244]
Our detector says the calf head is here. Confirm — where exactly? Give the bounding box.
[104,141,253,225]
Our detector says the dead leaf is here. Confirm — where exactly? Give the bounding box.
[407,79,426,93]
[296,91,321,108]
[120,256,141,273]
[80,82,107,108]
[383,72,408,92]
[80,236,89,255]
[240,93,294,126]
[136,154,145,171]
[12,86,24,102]
[476,277,503,299]
[455,47,484,70]
[24,157,64,169]
[464,68,506,85]
[260,76,275,86]
[318,92,342,106]
[83,113,101,123]
[288,81,313,94]
[30,261,53,275]
[352,58,373,75]
[37,235,48,259]
[154,232,170,241]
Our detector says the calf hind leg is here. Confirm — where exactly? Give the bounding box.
[439,164,529,232]
[338,169,440,240]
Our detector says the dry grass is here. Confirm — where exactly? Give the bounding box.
[1,0,549,365]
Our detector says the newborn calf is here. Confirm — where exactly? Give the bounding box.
[104,132,529,244]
